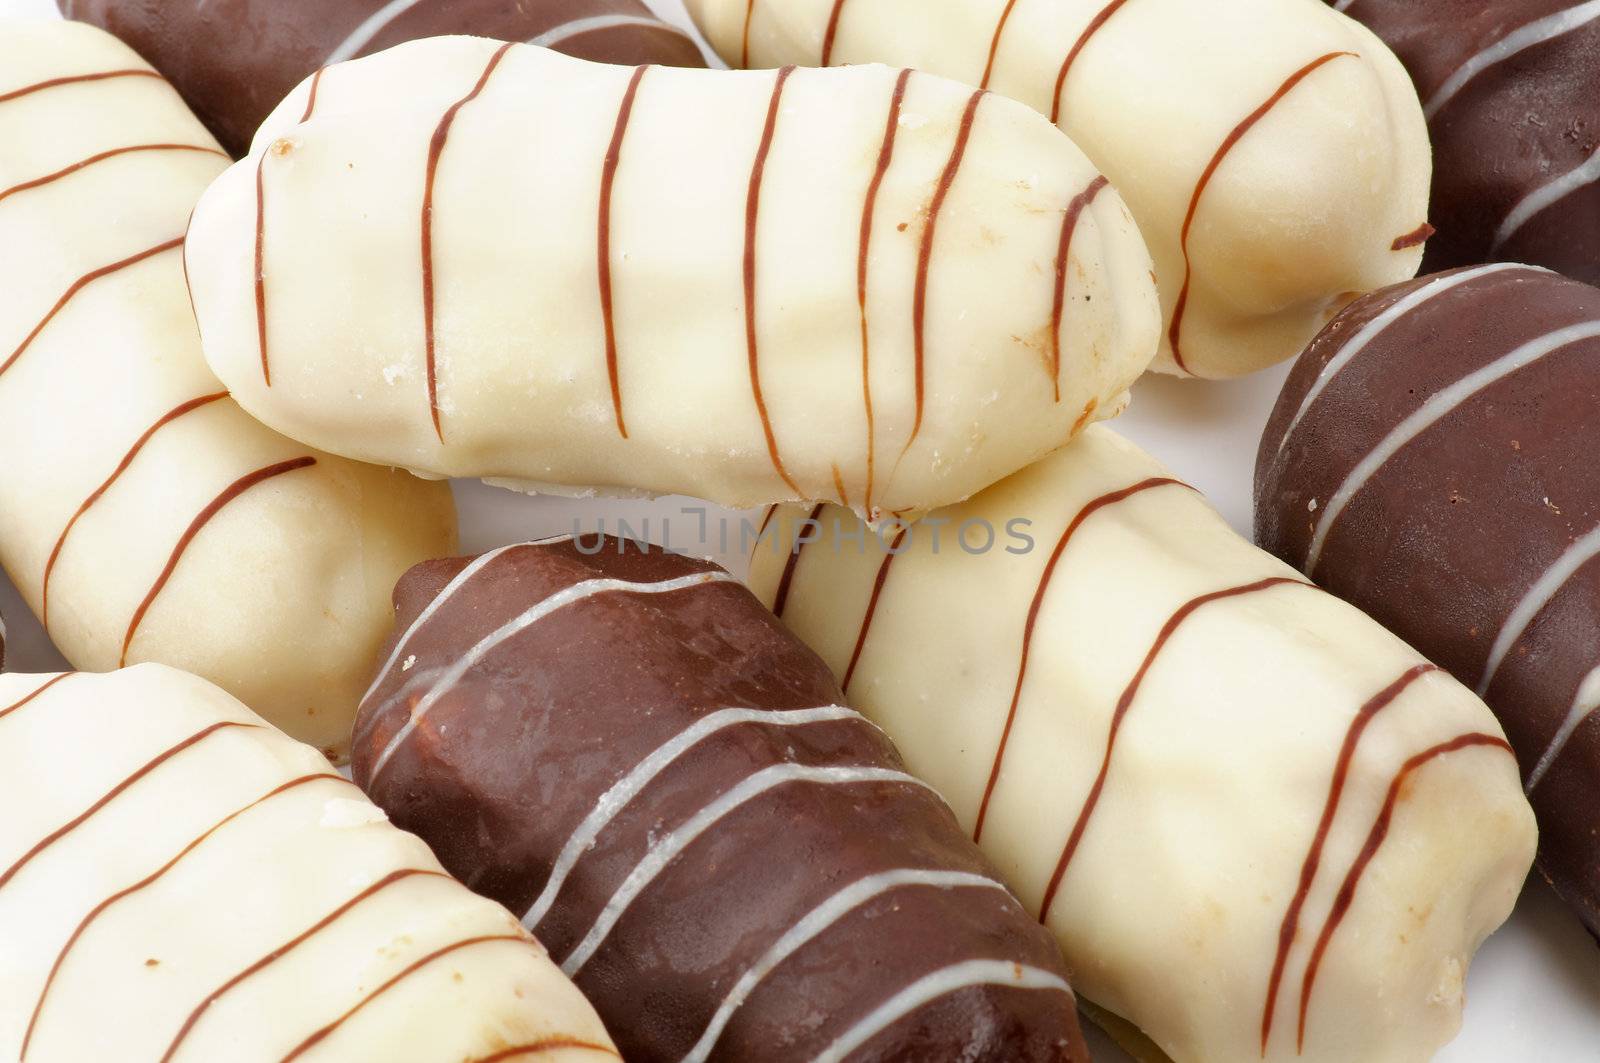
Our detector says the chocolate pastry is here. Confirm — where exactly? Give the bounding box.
[0,20,456,758]
[1257,263,1600,933]
[184,36,1162,517]
[1328,0,1599,285]
[684,0,1432,378]
[353,537,1089,1062]
[0,664,615,1062]
[61,0,704,156]
[751,425,1535,1062]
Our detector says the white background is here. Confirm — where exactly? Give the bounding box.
[1,0,1596,1057]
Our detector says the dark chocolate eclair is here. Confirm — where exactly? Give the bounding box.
[59,0,705,155]
[352,537,1087,1062]
[1257,263,1600,932]
[1328,0,1599,285]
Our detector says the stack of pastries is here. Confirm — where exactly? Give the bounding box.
[0,0,1591,1059]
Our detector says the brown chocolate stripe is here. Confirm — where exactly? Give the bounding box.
[279,934,577,1062]
[0,673,76,723]
[120,456,317,665]
[0,69,160,106]
[21,773,350,1060]
[1049,175,1111,402]
[159,867,449,1062]
[1294,731,1514,1050]
[255,67,327,387]
[820,0,851,65]
[841,525,909,690]
[422,42,516,442]
[1050,0,1134,124]
[1167,52,1354,373]
[1390,222,1435,251]
[42,392,231,631]
[908,90,985,454]
[771,502,826,617]
[0,144,225,207]
[1258,662,1439,1055]
[1038,576,1311,920]
[982,0,1023,88]
[598,64,650,439]
[0,237,184,379]
[856,68,913,514]
[744,65,804,496]
[741,0,758,66]
[301,67,326,123]
[466,1040,619,1063]
[974,477,1188,842]
[0,720,262,895]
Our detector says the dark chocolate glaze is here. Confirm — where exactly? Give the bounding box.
[62,0,705,157]
[352,538,1087,1062]
[1329,0,1600,285]
[1257,264,1600,933]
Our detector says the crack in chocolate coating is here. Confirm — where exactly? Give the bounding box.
[62,0,706,157]
[353,538,1087,1062]
[1257,265,1600,933]
[1329,0,1600,284]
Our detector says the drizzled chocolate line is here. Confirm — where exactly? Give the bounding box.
[42,391,230,630]
[279,935,569,1063]
[0,144,226,208]
[841,526,908,690]
[831,464,849,507]
[301,67,325,123]
[422,42,516,442]
[908,90,985,452]
[1423,1,1600,121]
[0,237,184,380]
[121,456,318,666]
[21,773,350,1060]
[0,720,260,895]
[254,154,272,383]
[1167,52,1354,373]
[982,0,1022,88]
[820,0,851,65]
[1038,576,1310,920]
[1258,662,1438,1055]
[974,477,1187,842]
[855,68,913,515]
[158,867,449,1063]
[1050,0,1133,124]
[0,69,160,107]
[0,672,75,723]
[1049,175,1111,402]
[741,0,758,67]
[771,502,825,617]
[466,1040,618,1063]
[745,66,803,496]
[1495,145,1600,253]
[1389,222,1435,251]
[598,65,650,438]
[1294,732,1514,1049]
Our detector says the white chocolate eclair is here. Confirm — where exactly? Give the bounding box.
[0,20,457,758]
[185,36,1161,516]
[0,665,616,1063]
[750,425,1536,1062]
[685,0,1433,379]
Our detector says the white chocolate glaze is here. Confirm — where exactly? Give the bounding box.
[186,36,1161,516]
[0,20,457,758]
[749,425,1535,1062]
[685,0,1432,378]
[0,664,615,1063]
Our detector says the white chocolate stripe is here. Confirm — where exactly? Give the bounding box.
[1424,1,1600,120]
[1478,522,1600,695]
[811,959,1074,1063]
[1527,665,1600,791]
[560,763,934,975]
[1493,144,1600,252]
[326,0,431,65]
[1306,319,1600,572]
[367,568,735,782]
[1274,264,1530,458]
[682,869,1008,1063]
[1331,0,1355,9]
[522,704,867,930]
[526,13,694,49]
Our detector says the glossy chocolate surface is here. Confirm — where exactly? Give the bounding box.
[352,537,1087,1062]
[1257,264,1600,932]
[61,0,705,155]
